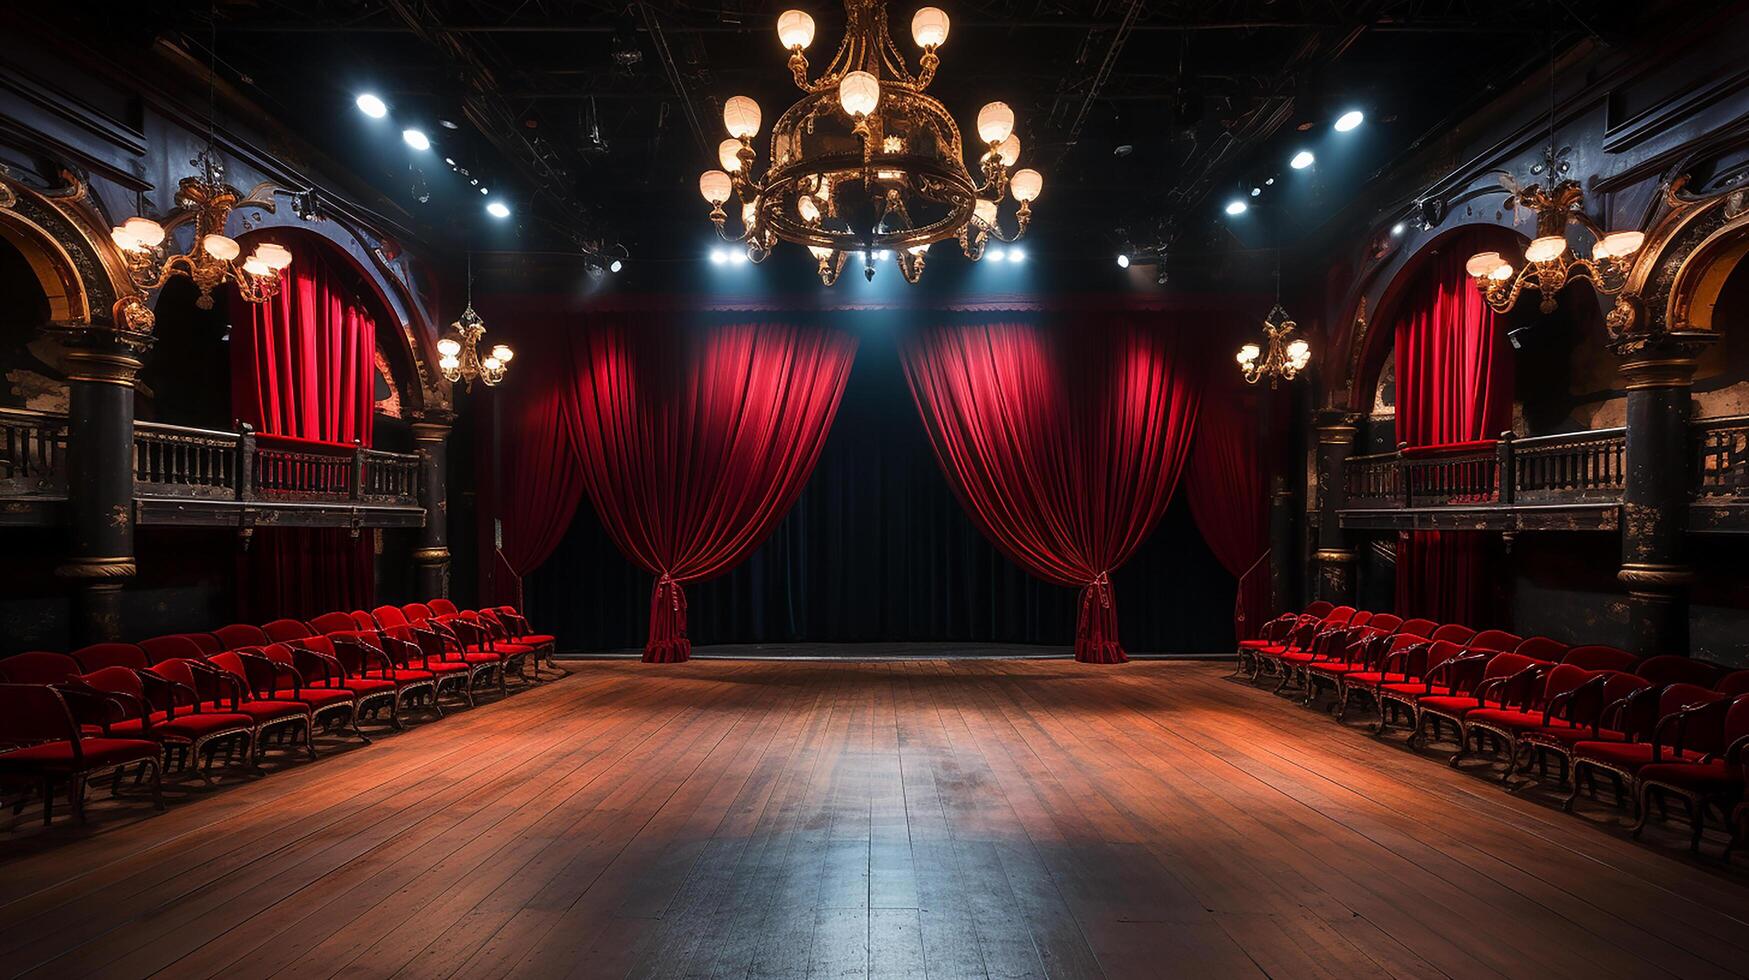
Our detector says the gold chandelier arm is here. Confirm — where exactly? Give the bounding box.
[1566,257,1630,296]
[789,50,812,90]
[915,49,939,89]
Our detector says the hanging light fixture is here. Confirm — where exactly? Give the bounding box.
[1464,27,1644,314]
[437,255,512,389]
[695,0,1043,284]
[1237,251,1309,387]
[110,21,292,310]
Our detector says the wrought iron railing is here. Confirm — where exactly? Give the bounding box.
[1695,415,1749,499]
[0,407,67,495]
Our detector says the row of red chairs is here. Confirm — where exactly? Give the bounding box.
[1239,603,1749,857]
[0,600,555,826]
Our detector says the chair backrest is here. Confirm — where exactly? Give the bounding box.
[1540,664,1601,705]
[310,611,360,635]
[1562,644,1637,672]
[71,642,147,672]
[351,610,379,631]
[214,623,271,650]
[1658,682,1725,719]
[73,666,154,723]
[1423,639,1470,673]
[1323,606,1357,625]
[402,602,435,623]
[1515,636,1572,662]
[1714,670,1749,697]
[1348,610,1375,628]
[0,652,82,685]
[372,605,410,629]
[0,684,78,751]
[1636,655,1723,689]
[1467,630,1523,654]
[429,598,461,616]
[1304,601,1334,618]
[1367,614,1403,632]
[1724,697,1749,750]
[1396,618,1438,638]
[1429,624,1476,645]
[262,619,315,643]
[139,634,210,665]
[164,632,223,656]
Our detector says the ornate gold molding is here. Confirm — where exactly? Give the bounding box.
[412,547,451,563]
[62,348,145,386]
[1618,355,1700,390]
[1617,562,1695,589]
[56,556,137,580]
[1314,548,1356,563]
[1317,424,1358,446]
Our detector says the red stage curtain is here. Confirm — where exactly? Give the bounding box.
[486,342,586,608]
[230,238,377,620]
[1393,240,1513,624]
[1185,383,1269,642]
[900,320,1201,663]
[562,320,857,662]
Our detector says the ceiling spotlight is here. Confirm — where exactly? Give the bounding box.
[1250,187,1261,197]
[1334,109,1364,132]
[1225,200,1248,216]
[1008,248,1026,263]
[1392,222,1406,236]
[710,248,727,265]
[486,200,511,218]
[609,259,624,273]
[443,157,456,166]
[729,250,749,265]
[355,93,388,119]
[480,187,489,195]
[401,128,431,150]
[1116,253,1130,269]
[874,249,891,260]
[439,119,459,130]
[1156,266,1168,286]
[1290,150,1315,170]
[987,246,1007,262]
[1265,177,1275,186]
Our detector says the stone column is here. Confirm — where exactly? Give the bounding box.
[1260,385,1300,615]
[1614,338,1710,657]
[1313,411,1359,604]
[54,328,150,645]
[410,411,455,600]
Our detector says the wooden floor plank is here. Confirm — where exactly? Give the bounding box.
[2,660,1746,980]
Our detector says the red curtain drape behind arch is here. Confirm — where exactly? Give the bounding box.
[561,320,858,662]
[900,319,1202,663]
[1393,239,1514,624]
[1185,382,1269,643]
[229,237,378,620]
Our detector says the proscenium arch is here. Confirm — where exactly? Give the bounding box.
[0,170,144,331]
[1666,206,1749,334]
[0,189,92,325]
[1346,222,1528,413]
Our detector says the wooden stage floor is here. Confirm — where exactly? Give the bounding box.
[3,660,1748,979]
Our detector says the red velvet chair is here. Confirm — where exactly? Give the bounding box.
[214,623,272,651]
[1257,618,1332,691]
[319,632,428,728]
[1631,696,1749,852]
[372,607,474,708]
[71,665,255,780]
[0,684,164,824]
[1521,671,1653,787]
[262,618,315,644]
[1635,655,1724,688]
[1516,636,1573,662]
[0,652,82,684]
[1566,682,1727,815]
[1340,634,1447,731]
[449,610,539,685]
[1713,671,1749,697]
[176,654,315,766]
[1562,644,1639,672]
[241,643,367,743]
[1372,640,1498,745]
[1427,624,1476,645]
[139,635,214,665]
[71,643,148,672]
[1394,618,1439,640]
[1235,612,1309,678]
[1466,629,1524,654]
[309,611,361,636]
[413,622,502,700]
[1301,624,1393,706]
[489,604,558,669]
[1453,662,1594,783]
[1366,613,1404,633]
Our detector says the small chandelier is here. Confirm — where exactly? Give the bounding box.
[437,305,512,390]
[1464,178,1644,315]
[109,149,293,310]
[695,0,1044,284]
[1237,305,1310,388]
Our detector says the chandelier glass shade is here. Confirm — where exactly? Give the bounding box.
[1464,179,1644,314]
[1236,306,1310,388]
[437,305,513,389]
[109,149,292,310]
[697,0,1043,284]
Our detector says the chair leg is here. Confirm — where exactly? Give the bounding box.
[1632,784,1654,838]
[1563,763,1585,812]
[41,776,54,825]
[69,774,86,824]
[304,721,318,761]
[1689,798,1706,854]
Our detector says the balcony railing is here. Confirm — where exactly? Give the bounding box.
[1345,427,1627,510]
[1695,415,1749,499]
[0,409,421,516]
[0,407,67,496]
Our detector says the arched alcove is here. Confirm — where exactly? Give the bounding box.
[0,232,61,412]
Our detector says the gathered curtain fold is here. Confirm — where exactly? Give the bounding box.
[1393,238,1514,624]
[560,320,858,662]
[1184,382,1270,642]
[900,319,1201,663]
[485,337,587,608]
[229,236,377,620]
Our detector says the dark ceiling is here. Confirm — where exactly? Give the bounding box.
[98,0,1658,274]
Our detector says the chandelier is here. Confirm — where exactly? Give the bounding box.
[1464,177,1644,315]
[109,149,293,310]
[437,305,513,390]
[695,0,1044,284]
[1237,305,1310,388]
